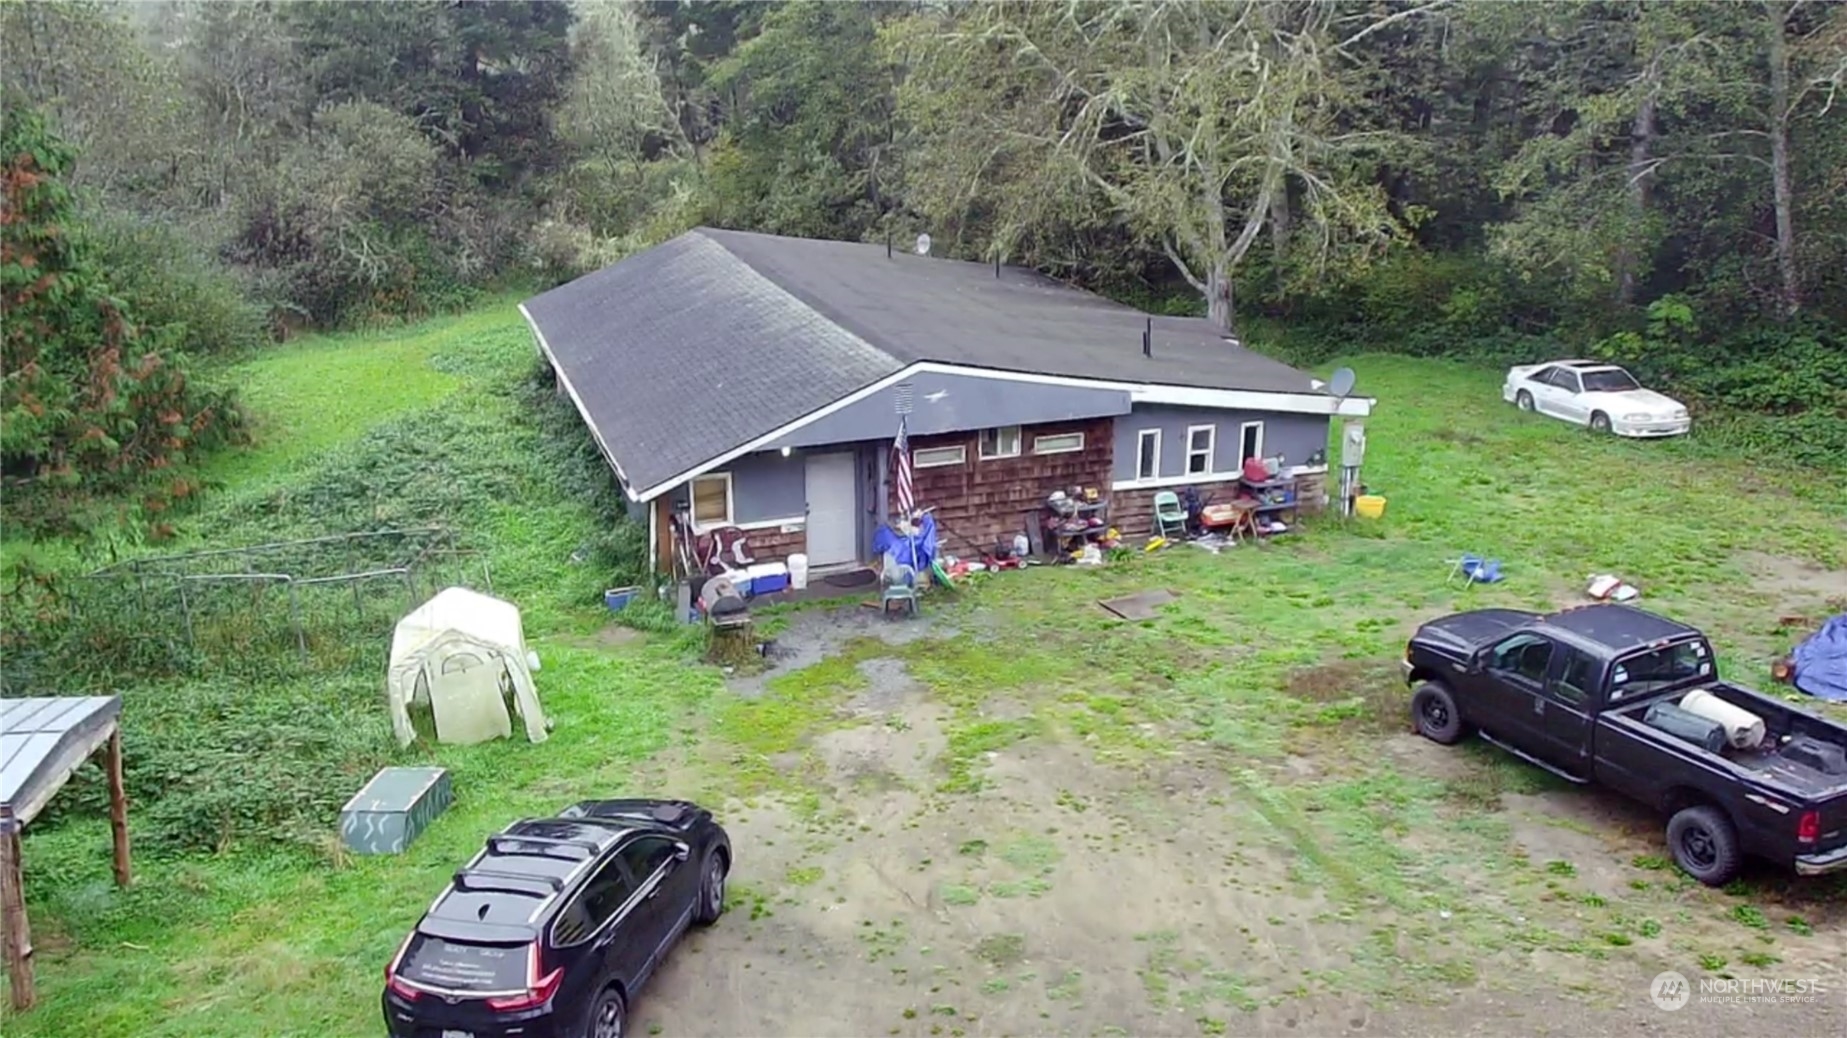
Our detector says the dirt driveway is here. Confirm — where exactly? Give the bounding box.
[627,602,1847,1037]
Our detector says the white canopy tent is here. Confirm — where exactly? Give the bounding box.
[387,587,550,748]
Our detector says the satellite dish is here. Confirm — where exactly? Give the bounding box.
[914,233,932,256]
[1328,367,1357,400]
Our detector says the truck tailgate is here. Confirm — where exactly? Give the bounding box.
[1798,791,1847,875]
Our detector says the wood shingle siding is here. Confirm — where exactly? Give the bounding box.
[740,525,805,565]
[893,418,1114,555]
[1114,469,1329,539]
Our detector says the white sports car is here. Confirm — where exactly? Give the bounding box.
[1502,359,1691,438]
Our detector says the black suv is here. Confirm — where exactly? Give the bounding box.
[383,799,731,1038]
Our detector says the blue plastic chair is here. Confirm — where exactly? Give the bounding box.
[1448,554,1504,586]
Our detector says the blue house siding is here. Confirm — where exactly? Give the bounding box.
[668,444,885,566]
[1110,404,1330,485]
[762,370,1131,451]
[720,450,809,523]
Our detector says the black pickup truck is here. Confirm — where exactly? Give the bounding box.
[1402,604,1847,886]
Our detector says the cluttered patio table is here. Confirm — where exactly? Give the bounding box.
[1197,499,1260,542]
[1037,487,1122,563]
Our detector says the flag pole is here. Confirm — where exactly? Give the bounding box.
[892,387,920,588]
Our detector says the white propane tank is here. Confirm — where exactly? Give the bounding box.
[788,553,810,591]
[1679,689,1766,750]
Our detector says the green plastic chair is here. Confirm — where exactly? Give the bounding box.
[880,559,921,618]
[1153,491,1187,539]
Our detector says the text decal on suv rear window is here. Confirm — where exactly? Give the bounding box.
[401,936,528,991]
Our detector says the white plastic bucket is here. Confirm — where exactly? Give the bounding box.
[788,553,810,590]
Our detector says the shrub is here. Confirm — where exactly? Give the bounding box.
[45,674,393,855]
[224,101,501,326]
[1,104,245,533]
[85,208,269,356]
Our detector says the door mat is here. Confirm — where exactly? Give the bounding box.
[823,567,878,589]
[1097,589,1180,621]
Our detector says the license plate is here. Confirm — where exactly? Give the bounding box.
[442,1031,474,1038]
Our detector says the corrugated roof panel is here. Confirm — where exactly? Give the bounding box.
[1,695,123,824]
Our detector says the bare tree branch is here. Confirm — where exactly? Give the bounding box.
[1336,0,1454,56]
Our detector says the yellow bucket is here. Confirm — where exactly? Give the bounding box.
[1354,495,1387,519]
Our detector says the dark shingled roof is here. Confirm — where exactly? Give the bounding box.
[522,228,1334,497]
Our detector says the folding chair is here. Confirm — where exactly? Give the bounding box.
[1447,554,1504,586]
[1152,491,1188,539]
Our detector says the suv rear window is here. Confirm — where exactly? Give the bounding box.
[399,935,529,992]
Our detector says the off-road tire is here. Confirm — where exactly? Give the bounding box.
[1411,681,1468,745]
[1666,805,1742,887]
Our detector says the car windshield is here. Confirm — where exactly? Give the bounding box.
[1581,368,1641,393]
[1608,639,1713,700]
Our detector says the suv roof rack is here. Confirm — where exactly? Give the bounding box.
[564,816,632,832]
[564,801,692,825]
[452,867,565,895]
[486,831,602,859]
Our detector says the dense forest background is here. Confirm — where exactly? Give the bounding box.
[4,0,1845,535]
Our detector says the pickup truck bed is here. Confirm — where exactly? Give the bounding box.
[1606,685,1847,798]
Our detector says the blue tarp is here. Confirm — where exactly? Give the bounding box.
[1792,613,1847,703]
[873,514,938,578]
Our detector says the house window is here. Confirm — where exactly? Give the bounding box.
[1032,432,1085,455]
[913,445,967,469]
[1186,425,1215,475]
[979,426,1021,459]
[690,473,732,527]
[1136,429,1161,481]
[1239,421,1265,464]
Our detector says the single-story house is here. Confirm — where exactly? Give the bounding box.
[520,228,1373,575]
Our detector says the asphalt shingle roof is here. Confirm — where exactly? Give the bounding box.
[522,228,1333,497]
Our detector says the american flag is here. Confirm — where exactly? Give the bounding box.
[893,416,914,518]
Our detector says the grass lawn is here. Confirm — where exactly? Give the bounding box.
[4,303,1845,1036]
[196,298,533,491]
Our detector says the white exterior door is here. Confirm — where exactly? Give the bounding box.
[804,452,859,567]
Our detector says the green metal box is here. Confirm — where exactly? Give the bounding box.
[339,766,452,855]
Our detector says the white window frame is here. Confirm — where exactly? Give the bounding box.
[978,425,1022,460]
[1135,428,1161,481]
[1238,420,1265,465]
[689,472,734,529]
[1032,432,1085,455]
[912,444,967,469]
[1185,424,1216,476]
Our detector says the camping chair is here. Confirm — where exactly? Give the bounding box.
[1447,553,1504,587]
[1153,491,1188,540]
